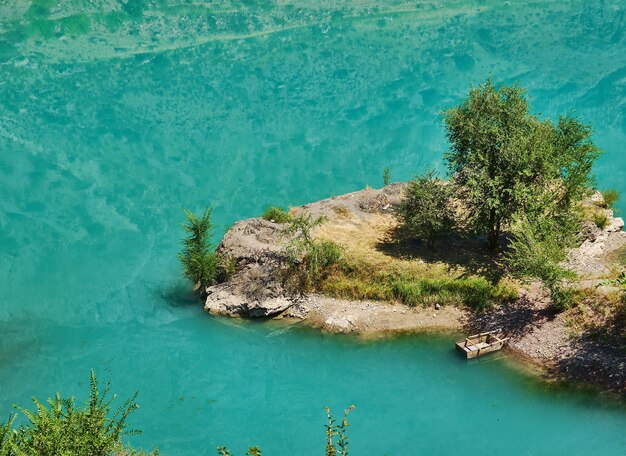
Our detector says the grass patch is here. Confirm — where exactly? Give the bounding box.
[592,212,609,229]
[262,206,292,223]
[320,267,517,310]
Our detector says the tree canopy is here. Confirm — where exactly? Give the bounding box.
[444,79,600,250]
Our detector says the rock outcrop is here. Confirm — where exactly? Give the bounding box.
[566,192,626,279]
[204,184,407,319]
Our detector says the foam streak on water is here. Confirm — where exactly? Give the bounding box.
[1,1,625,454]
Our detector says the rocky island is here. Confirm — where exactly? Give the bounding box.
[203,183,626,394]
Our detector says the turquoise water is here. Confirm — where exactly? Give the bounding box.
[1,1,625,454]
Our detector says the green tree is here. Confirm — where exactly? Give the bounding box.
[396,169,454,249]
[554,115,601,210]
[179,208,218,292]
[444,80,538,250]
[444,80,600,250]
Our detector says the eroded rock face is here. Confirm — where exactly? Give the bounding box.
[204,184,408,320]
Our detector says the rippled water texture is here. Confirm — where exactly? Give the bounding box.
[1,1,625,454]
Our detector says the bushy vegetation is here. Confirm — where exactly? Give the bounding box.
[282,213,344,290]
[600,189,620,208]
[179,208,219,292]
[0,371,154,456]
[592,212,609,229]
[505,215,578,310]
[261,206,292,224]
[179,209,236,293]
[396,169,454,249]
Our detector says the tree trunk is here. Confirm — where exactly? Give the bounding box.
[487,209,500,251]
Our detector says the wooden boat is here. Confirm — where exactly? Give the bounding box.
[455,330,508,359]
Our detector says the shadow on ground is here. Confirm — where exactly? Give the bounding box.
[375,226,509,281]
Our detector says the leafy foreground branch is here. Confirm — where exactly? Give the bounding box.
[1,373,356,456]
[0,371,154,456]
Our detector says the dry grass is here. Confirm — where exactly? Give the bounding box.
[316,212,453,278]
[314,211,517,309]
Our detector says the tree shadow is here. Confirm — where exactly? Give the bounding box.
[551,327,626,394]
[463,293,551,337]
[375,225,509,281]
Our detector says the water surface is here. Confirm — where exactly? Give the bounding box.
[1,1,625,454]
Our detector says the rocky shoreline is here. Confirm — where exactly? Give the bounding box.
[204,185,626,394]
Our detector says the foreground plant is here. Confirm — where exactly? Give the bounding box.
[217,406,355,456]
[0,371,153,456]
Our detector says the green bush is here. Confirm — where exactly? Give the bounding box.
[0,371,154,456]
[306,240,344,280]
[506,215,577,312]
[548,283,576,312]
[395,169,454,249]
[601,189,620,208]
[592,212,609,229]
[179,208,218,292]
[262,206,292,224]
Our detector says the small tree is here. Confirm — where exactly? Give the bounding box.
[179,208,218,292]
[444,79,537,250]
[396,169,454,249]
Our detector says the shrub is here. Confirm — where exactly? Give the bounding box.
[395,169,454,249]
[592,212,609,229]
[506,215,577,311]
[306,240,344,281]
[262,206,292,224]
[280,213,343,291]
[0,371,153,456]
[179,208,218,292]
[383,167,391,186]
[549,283,576,312]
[601,189,620,208]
